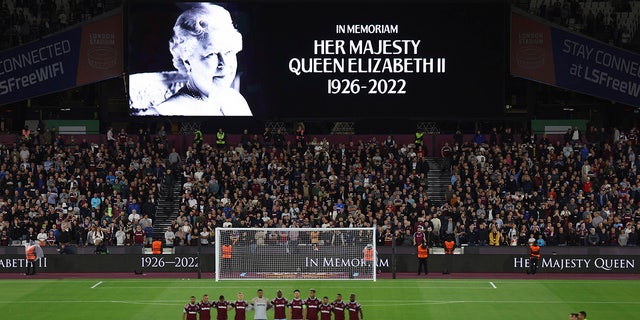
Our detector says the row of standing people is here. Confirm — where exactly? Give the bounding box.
[183,289,363,320]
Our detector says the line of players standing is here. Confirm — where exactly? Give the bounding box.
[183,288,364,320]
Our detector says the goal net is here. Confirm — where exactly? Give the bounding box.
[215,227,377,281]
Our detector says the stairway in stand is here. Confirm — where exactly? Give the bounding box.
[425,157,451,207]
[152,178,183,240]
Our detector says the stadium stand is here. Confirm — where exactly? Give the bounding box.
[1,1,640,254]
[525,0,640,48]
[0,0,122,50]
[1,125,639,252]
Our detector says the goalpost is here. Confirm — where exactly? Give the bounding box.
[215,227,377,281]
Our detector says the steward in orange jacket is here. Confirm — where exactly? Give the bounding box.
[152,240,163,254]
[417,241,429,276]
[527,243,541,275]
[444,240,455,254]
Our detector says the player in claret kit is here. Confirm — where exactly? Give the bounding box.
[288,289,304,320]
[346,294,363,320]
[271,289,288,320]
[230,292,250,320]
[319,296,333,320]
[199,294,214,320]
[214,295,231,320]
[332,293,347,320]
[303,288,321,320]
[183,296,200,320]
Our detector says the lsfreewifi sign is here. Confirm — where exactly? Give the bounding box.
[511,9,640,107]
[0,10,123,105]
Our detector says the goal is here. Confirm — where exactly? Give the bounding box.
[214,227,377,281]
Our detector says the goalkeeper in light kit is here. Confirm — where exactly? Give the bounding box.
[251,289,271,320]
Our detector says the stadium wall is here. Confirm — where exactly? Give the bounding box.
[1,246,638,274]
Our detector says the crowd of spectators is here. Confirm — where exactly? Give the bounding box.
[0,125,163,252]
[430,125,640,249]
[163,123,640,251]
[163,129,431,247]
[0,0,122,50]
[524,0,637,49]
[2,122,640,253]
[0,0,638,254]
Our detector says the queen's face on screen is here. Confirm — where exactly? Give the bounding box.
[170,4,242,98]
[184,30,240,97]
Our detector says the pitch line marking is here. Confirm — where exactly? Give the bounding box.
[90,281,103,289]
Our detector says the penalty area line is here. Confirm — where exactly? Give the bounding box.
[489,282,497,289]
[91,281,103,289]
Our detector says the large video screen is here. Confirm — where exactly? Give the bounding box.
[128,1,506,118]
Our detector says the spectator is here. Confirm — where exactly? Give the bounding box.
[128,209,141,224]
[586,228,599,246]
[467,224,479,246]
[165,226,176,248]
[274,128,285,149]
[115,227,126,246]
[106,127,115,148]
[36,228,48,246]
[618,228,629,246]
[536,234,546,247]
[144,224,154,247]
[263,127,272,148]
[488,226,501,246]
[477,223,489,246]
[133,225,145,246]
[168,148,181,168]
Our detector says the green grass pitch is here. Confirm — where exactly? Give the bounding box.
[0,278,636,319]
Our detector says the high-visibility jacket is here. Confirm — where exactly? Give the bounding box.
[529,244,541,258]
[415,132,424,145]
[363,247,374,262]
[194,130,203,144]
[152,240,162,254]
[216,132,226,145]
[222,245,232,259]
[26,245,37,261]
[417,245,428,258]
[444,241,455,254]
